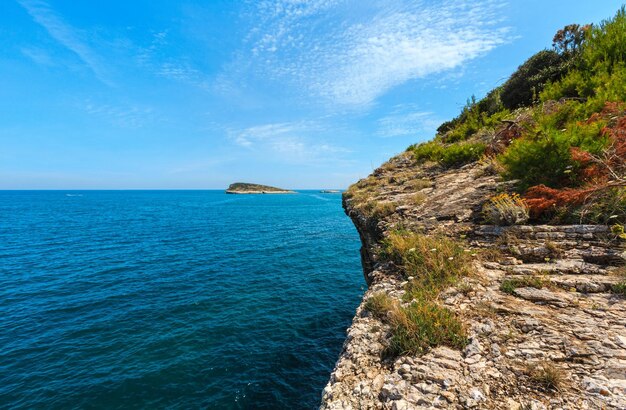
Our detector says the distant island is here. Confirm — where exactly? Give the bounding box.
[225,183,296,194]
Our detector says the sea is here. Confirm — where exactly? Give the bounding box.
[0,190,364,409]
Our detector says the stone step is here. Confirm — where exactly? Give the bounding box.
[474,224,614,242]
[505,274,621,294]
[504,260,609,276]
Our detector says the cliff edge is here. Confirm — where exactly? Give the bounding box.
[320,153,625,409]
[321,12,626,408]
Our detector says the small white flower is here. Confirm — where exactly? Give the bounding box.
[430,248,437,252]
[448,257,454,260]
[408,248,416,252]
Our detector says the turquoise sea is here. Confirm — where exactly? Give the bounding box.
[0,190,364,409]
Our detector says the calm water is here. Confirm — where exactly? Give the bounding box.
[0,191,364,409]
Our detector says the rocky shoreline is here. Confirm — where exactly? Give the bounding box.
[320,153,626,409]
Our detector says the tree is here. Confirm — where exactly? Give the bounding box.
[553,24,591,55]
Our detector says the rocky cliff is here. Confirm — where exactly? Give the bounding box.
[320,152,626,409]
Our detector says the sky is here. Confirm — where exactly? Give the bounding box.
[1,0,624,189]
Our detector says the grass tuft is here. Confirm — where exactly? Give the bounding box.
[364,293,467,357]
[527,361,564,392]
[365,231,472,358]
[500,276,547,295]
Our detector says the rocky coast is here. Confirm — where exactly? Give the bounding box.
[320,152,626,409]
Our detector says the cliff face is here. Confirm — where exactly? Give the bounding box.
[320,152,626,409]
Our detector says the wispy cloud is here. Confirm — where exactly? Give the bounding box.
[235,0,509,107]
[134,31,212,89]
[376,105,442,138]
[20,46,55,66]
[82,100,155,128]
[17,0,111,85]
[228,121,349,163]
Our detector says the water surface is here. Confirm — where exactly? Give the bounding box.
[0,190,364,409]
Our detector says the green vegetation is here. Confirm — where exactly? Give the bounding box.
[411,141,486,168]
[364,292,467,357]
[406,6,626,225]
[500,276,548,295]
[226,182,292,192]
[500,50,570,110]
[611,266,626,296]
[612,281,626,296]
[364,231,472,358]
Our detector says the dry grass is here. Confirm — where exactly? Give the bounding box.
[545,241,564,258]
[404,192,426,206]
[364,293,467,357]
[527,361,564,392]
[404,178,432,191]
[482,193,529,225]
[356,200,396,220]
[380,230,473,292]
[364,231,472,358]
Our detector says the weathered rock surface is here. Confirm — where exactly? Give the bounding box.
[320,153,626,409]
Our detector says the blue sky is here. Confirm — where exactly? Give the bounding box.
[1,0,624,189]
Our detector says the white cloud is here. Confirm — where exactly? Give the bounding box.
[228,121,349,163]
[21,46,55,66]
[376,105,441,138]
[237,0,509,107]
[82,101,155,128]
[18,0,111,85]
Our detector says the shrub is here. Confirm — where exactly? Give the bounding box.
[501,50,570,110]
[411,141,485,167]
[412,141,444,163]
[582,7,626,71]
[499,123,608,191]
[482,193,529,225]
[439,142,486,167]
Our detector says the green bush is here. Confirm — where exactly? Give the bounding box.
[499,124,608,190]
[412,141,444,163]
[439,142,486,167]
[437,91,507,143]
[411,141,486,168]
[501,50,569,109]
[583,6,626,71]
